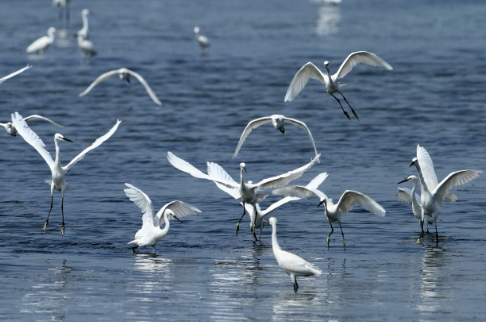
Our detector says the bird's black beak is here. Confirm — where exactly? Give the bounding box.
[317,200,324,207]
[398,179,408,184]
[63,137,73,142]
[280,128,285,134]
[243,168,247,173]
[409,161,416,168]
[173,216,182,223]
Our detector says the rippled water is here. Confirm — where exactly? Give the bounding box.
[1,0,485,321]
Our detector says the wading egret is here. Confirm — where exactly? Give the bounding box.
[79,68,162,105]
[1,114,62,137]
[232,115,319,162]
[27,27,56,55]
[12,112,121,236]
[269,217,322,292]
[284,51,392,120]
[125,183,200,255]
[77,34,96,57]
[0,65,31,84]
[194,27,210,51]
[76,9,90,40]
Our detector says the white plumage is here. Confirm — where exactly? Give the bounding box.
[1,114,62,137]
[0,65,31,84]
[194,26,210,51]
[26,27,56,54]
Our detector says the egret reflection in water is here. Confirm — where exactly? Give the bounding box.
[316,5,340,37]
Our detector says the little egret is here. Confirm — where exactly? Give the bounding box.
[232,115,319,162]
[76,9,90,40]
[1,114,62,137]
[77,34,96,57]
[194,27,210,52]
[79,68,162,106]
[410,144,482,242]
[0,65,31,84]
[125,183,200,255]
[166,152,320,235]
[269,217,322,292]
[273,175,386,247]
[26,27,56,55]
[12,112,121,236]
[284,51,392,120]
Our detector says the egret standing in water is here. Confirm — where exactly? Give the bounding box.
[125,183,200,255]
[284,51,392,120]
[194,27,210,52]
[0,65,31,84]
[77,34,96,58]
[410,145,482,242]
[26,27,56,55]
[269,217,322,292]
[1,113,62,137]
[12,112,121,236]
[273,175,386,247]
[76,9,90,40]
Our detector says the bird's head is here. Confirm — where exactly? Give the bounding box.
[194,26,200,34]
[410,157,418,168]
[54,133,73,143]
[166,210,182,223]
[48,27,57,35]
[398,175,416,184]
[324,61,329,67]
[317,198,327,208]
[240,162,247,173]
[82,9,90,16]
[269,217,277,226]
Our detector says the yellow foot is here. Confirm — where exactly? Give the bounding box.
[416,238,420,244]
[327,236,330,247]
[343,239,346,246]
[43,222,48,232]
[61,226,65,237]
[236,222,240,237]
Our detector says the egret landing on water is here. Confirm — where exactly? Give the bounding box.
[124,183,200,255]
[269,217,322,292]
[79,68,162,106]
[273,174,386,248]
[284,51,393,120]
[1,114,62,137]
[12,112,121,236]
[409,144,482,243]
[0,65,31,85]
[232,115,319,162]
[27,27,56,55]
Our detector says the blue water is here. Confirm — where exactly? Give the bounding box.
[1,0,485,320]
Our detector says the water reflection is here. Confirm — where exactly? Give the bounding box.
[316,4,340,36]
[272,289,322,320]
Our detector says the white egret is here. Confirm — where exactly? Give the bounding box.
[0,65,31,84]
[410,144,482,242]
[77,34,96,58]
[232,115,319,162]
[26,27,56,55]
[194,27,210,51]
[76,9,90,40]
[284,51,393,120]
[269,217,322,292]
[273,175,386,247]
[166,151,320,235]
[12,112,121,236]
[1,114,62,137]
[79,68,162,106]
[124,183,200,255]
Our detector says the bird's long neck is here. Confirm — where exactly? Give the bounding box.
[414,162,430,194]
[271,224,280,252]
[82,13,88,30]
[159,212,170,236]
[411,179,418,201]
[240,168,245,186]
[54,139,61,167]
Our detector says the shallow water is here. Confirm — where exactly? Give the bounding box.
[0,0,485,320]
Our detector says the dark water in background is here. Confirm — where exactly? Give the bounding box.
[0,0,485,320]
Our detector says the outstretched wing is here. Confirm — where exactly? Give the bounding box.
[127,69,162,106]
[232,116,273,158]
[156,200,201,223]
[0,65,31,84]
[397,187,420,204]
[272,172,329,200]
[337,190,386,217]
[79,69,120,97]
[124,183,154,230]
[256,154,320,189]
[284,62,326,102]
[261,196,300,217]
[207,161,240,199]
[23,115,63,128]
[11,112,54,167]
[284,117,319,162]
[334,51,393,80]
[63,120,121,173]
[433,170,482,210]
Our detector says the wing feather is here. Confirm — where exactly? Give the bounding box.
[0,65,31,84]
[127,69,162,106]
[337,190,386,217]
[79,70,120,97]
[23,115,63,128]
[272,172,329,200]
[124,183,154,231]
[334,51,393,80]
[156,200,201,222]
[232,117,272,158]
[284,117,319,161]
[284,62,326,102]
[433,170,482,210]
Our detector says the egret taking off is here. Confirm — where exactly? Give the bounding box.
[284,51,393,120]
[1,114,62,137]
[26,27,56,55]
[12,112,121,236]
[269,217,322,292]
[79,68,162,106]
[273,174,386,247]
[232,115,319,162]
[125,183,200,255]
[410,144,482,242]
[0,65,31,84]
[194,27,210,52]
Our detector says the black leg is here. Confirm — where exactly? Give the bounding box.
[236,204,246,236]
[294,278,299,293]
[339,92,359,121]
[338,222,346,248]
[61,196,65,236]
[420,220,424,237]
[330,93,351,120]
[132,246,138,253]
[327,220,334,247]
[435,222,439,244]
[44,193,54,233]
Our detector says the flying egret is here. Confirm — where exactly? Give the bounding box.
[208,163,329,241]
[284,51,393,120]
[232,115,319,162]
[194,26,210,51]
[124,183,200,255]
[0,65,31,84]
[26,27,56,55]
[79,68,162,106]
[273,175,386,247]
[77,34,96,58]
[12,112,121,236]
[166,151,320,235]
[269,217,322,292]
[410,144,482,242]
[1,114,62,137]
[76,9,90,40]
